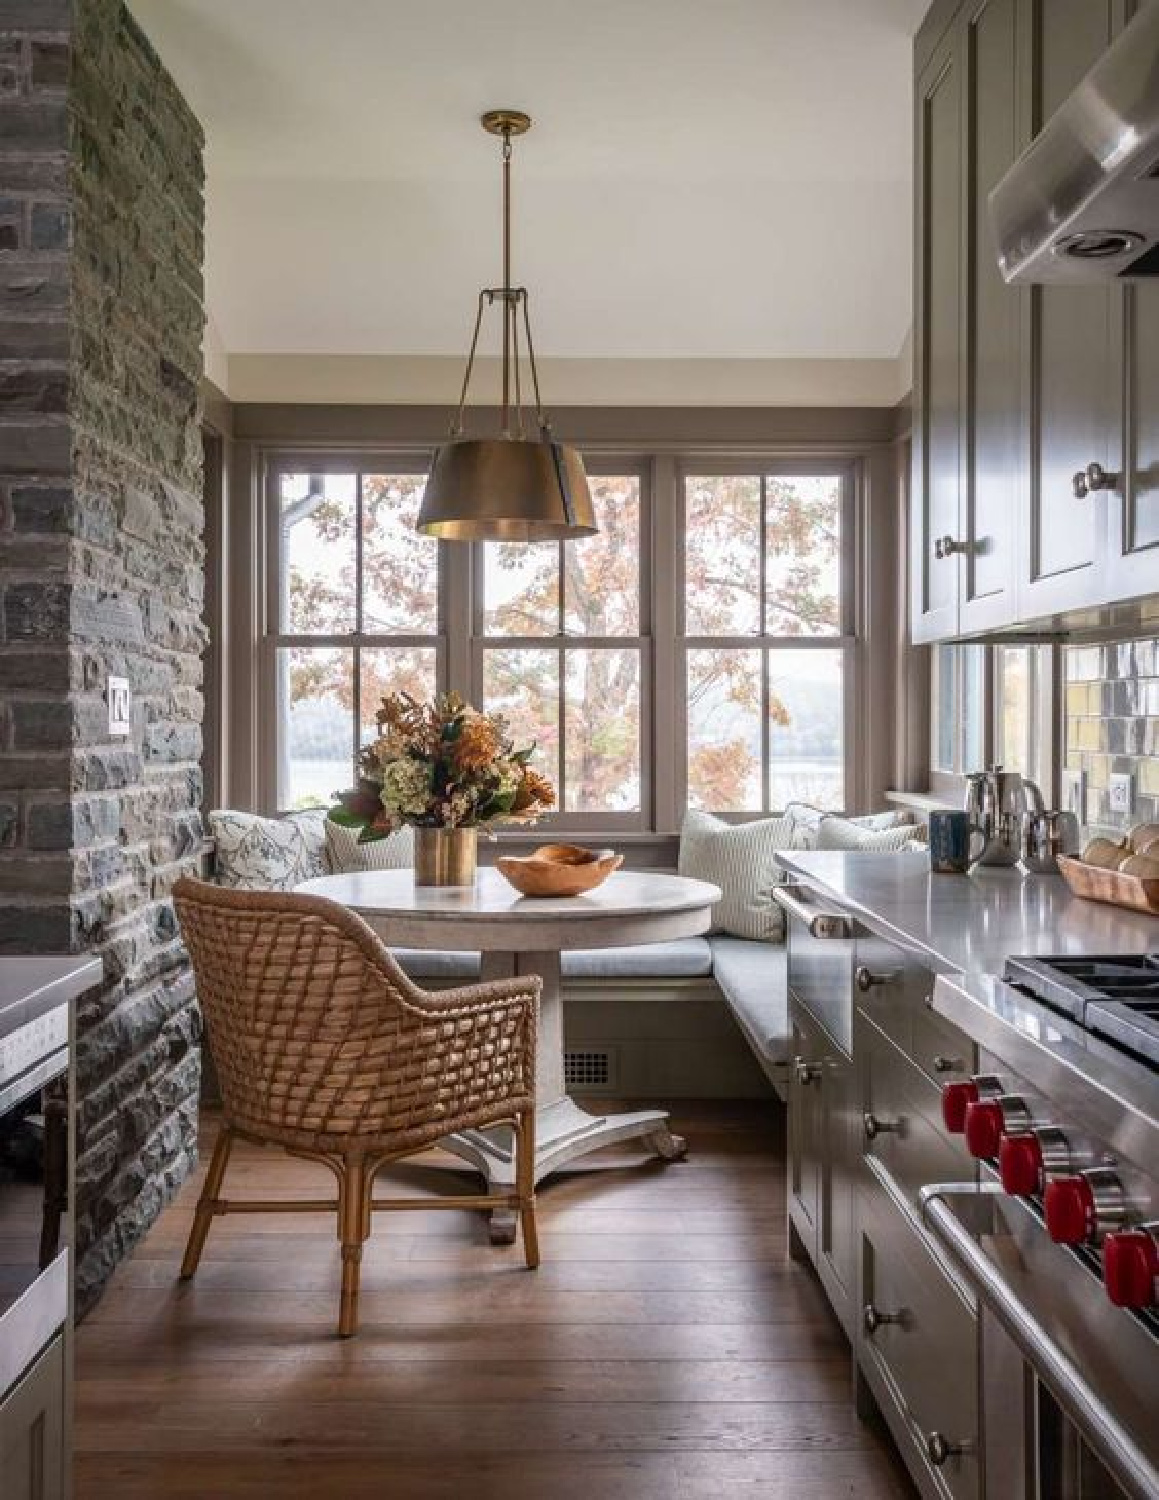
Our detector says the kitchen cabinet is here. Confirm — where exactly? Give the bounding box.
[1018,0,1117,620]
[0,1336,66,1500]
[787,993,856,1338]
[911,0,1155,641]
[912,0,1021,642]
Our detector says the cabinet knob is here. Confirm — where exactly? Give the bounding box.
[863,1112,901,1141]
[856,965,896,993]
[926,1431,969,1467]
[933,534,965,559]
[1073,461,1119,498]
[794,1057,821,1086]
[862,1302,905,1335]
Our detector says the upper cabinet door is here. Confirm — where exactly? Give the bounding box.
[1019,0,1118,618]
[1107,1,1159,599]
[911,37,964,643]
[959,0,1021,634]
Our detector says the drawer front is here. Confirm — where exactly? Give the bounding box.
[911,990,977,1088]
[854,933,914,1052]
[858,1012,976,1211]
[859,1167,980,1500]
[786,899,854,1056]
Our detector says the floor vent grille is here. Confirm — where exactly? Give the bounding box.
[564,1048,617,1091]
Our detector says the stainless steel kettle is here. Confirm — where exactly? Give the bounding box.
[964,765,1045,866]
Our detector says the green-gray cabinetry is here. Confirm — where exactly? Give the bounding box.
[911,0,1157,643]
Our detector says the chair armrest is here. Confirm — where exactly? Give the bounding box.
[408,973,541,1020]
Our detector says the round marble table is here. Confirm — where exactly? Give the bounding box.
[297,866,721,1241]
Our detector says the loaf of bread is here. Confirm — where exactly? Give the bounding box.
[1082,836,1131,869]
[1120,853,1159,880]
[1127,822,1159,855]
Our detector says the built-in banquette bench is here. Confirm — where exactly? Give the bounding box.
[203,806,920,1103]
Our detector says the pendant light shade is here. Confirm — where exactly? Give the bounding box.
[416,110,596,542]
[419,437,595,542]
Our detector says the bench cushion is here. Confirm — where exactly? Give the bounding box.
[391,938,714,984]
[392,949,481,981]
[562,938,713,980]
[709,935,790,1065]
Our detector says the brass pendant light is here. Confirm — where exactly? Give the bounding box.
[417,110,596,542]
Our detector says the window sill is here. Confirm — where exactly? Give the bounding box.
[884,789,959,815]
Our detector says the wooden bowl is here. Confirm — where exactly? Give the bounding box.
[1057,854,1159,916]
[495,844,623,898]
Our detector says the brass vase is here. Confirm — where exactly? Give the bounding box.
[413,826,478,887]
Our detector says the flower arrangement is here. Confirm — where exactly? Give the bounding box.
[330,691,555,841]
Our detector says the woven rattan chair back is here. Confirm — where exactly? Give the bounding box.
[171,877,540,1334]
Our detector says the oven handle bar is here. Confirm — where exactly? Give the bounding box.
[772,885,854,940]
[920,1183,1159,1500]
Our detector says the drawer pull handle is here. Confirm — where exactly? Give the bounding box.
[794,1057,822,1086]
[856,965,897,993]
[862,1302,905,1335]
[926,1431,969,1467]
[863,1112,902,1141]
[931,1054,964,1074]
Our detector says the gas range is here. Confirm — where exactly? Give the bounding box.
[925,961,1159,1498]
[1004,953,1159,1066]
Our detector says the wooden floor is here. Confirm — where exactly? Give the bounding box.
[74,1102,914,1499]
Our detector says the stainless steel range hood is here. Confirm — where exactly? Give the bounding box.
[990,2,1159,283]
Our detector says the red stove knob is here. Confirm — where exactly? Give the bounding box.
[1103,1227,1159,1310]
[1044,1169,1126,1245]
[964,1094,1031,1159]
[941,1074,1002,1135]
[999,1133,1044,1195]
[998,1126,1073,1197]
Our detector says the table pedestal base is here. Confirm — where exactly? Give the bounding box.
[440,1096,687,1244]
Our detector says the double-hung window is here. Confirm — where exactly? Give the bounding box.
[681,464,855,812]
[476,468,647,828]
[269,460,442,810]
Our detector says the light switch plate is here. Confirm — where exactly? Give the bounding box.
[107,676,131,737]
[1109,772,1134,815]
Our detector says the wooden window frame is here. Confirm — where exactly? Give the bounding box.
[254,441,870,830]
[677,456,861,819]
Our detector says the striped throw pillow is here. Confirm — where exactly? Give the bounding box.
[815,817,920,853]
[324,818,414,874]
[677,810,800,942]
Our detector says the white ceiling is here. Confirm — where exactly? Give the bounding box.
[130,0,930,364]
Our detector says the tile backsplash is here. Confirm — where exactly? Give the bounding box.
[1065,636,1159,837]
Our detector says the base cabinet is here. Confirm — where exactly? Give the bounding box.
[786,995,856,1339]
[0,1337,66,1500]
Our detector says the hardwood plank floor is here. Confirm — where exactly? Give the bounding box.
[74,1101,914,1500]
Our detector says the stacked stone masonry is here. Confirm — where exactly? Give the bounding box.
[0,0,205,1309]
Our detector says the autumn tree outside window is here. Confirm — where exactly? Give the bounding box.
[266,453,859,826]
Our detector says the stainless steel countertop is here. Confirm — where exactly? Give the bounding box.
[0,956,102,1042]
[775,851,1159,975]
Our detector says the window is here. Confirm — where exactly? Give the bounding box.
[930,642,1055,795]
[260,447,867,828]
[682,468,852,812]
[477,473,646,824]
[270,465,441,809]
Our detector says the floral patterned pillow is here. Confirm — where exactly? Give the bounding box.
[208,809,329,891]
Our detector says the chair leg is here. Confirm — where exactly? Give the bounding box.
[338,1153,368,1338]
[515,1111,540,1270]
[180,1126,234,1280]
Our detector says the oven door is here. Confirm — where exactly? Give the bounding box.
[919,1181,1159,1500]
[0,1041,70,1401]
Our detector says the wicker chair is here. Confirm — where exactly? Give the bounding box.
[172,877,540,1337]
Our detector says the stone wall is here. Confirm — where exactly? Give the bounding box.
[1065,637,1159,839]
[0,0,205,1309]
